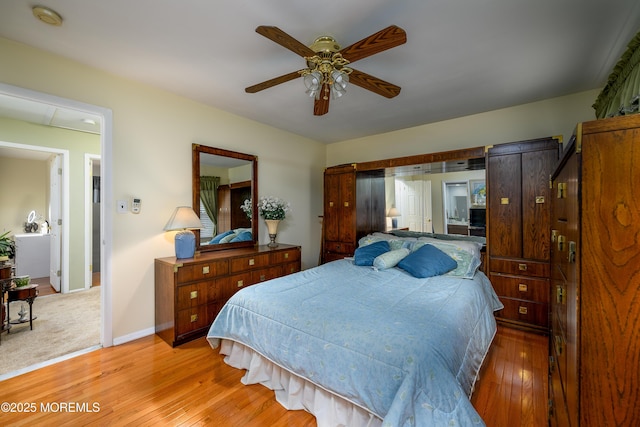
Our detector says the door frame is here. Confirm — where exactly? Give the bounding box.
[84,154,101,290]
[0,82,114,347]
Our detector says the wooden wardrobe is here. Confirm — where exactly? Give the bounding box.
[549,114,640,426]
[487,137,561,333]
[322,164,385,263]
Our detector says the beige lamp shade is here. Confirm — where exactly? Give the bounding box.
[387,207,401,217]
[163,206,203,231]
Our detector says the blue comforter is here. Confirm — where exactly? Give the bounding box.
[207,259,502,426]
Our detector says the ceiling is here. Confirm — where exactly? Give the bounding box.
[0,1,639,144]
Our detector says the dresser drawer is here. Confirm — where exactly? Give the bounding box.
[176,259,228,283]
[230,253,270,273]
[176,305,208,337]
[489,273,549,303]
[324,241,355,256]
[490,257,549,278]
[270,248,300,264]
[176,282,208,310]
[282,261,301,275]
[252,266,282,283]
[227,272,253,296]
[496,297,548,328]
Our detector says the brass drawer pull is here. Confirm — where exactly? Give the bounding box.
[556,286,565,304]
[518,306,528,315]
[190,290,198,299]
[344,201,349,207]
[190,314,198,323]
[259,274,266,281]
[202,265,210,274]
[501,197,509,205]
[518,263,527,271]
[248,258,255,266]
[558,235,566,251]
[518,283,528,292]
[568,241,576,263]
[535,196,545,204]
[557,182,567,198]
[237,280,244,288]
[284,253,289,259]
[555,335,564,355]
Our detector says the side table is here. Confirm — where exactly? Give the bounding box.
[7,284,39,331]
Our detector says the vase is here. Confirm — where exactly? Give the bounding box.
[264,219,280,247]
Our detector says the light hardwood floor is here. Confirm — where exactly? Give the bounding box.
[0,325,547,426]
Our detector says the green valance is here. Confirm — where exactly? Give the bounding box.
[593,30,640,118]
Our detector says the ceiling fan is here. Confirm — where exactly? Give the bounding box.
[245,25,407,116]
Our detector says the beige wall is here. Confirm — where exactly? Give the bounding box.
[0,156,48,231]
[326,89,600,166]
[0,37,326,343]
[0,117,101,291]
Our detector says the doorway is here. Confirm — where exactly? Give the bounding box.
[0,82,114,357]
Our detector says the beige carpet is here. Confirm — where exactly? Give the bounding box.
[0,286,101,376]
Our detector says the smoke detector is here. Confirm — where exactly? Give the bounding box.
[32,6,63,26]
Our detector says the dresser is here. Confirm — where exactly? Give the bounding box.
[548,115,640,426]
[487,137,561,333]
[155,244,301,347]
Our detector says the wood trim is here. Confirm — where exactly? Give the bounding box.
[354,146,486,171]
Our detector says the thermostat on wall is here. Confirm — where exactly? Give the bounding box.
[131,198,141,214]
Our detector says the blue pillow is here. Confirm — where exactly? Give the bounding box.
[230,230,252,242]
[354,240,390,266]
[209,230,234,244]
[397,244,457,278]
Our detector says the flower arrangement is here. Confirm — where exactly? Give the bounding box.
[240,199,252,219]
[257,196,290,220]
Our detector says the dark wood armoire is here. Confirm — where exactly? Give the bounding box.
[548,114,640,426]
[322,164,385,263]
[487,137,562,333]
[217,181,251,233]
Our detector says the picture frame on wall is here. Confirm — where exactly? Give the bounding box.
[469,179,486,206]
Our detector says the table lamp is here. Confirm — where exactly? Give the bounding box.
[163,206,203,259]
[387,207,401,229]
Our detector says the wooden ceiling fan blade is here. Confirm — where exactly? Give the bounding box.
[255,26,316,58]
[340,25,406,63]
[245,70,303,93]
[348,69,401,98]
[314,86,330,115]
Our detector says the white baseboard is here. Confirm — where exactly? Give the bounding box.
[112,327,155,346]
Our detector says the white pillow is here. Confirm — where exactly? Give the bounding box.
[417,236,483,260]
[372,248,410,270]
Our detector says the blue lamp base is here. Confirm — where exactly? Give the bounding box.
[175,230,196,259]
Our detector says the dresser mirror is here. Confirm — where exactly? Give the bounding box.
[192,144,258,252]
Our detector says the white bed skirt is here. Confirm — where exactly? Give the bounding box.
[219,339,383,427]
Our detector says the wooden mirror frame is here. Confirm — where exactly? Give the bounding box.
[192,144,258,252]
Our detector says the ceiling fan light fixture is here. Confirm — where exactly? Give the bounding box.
[303,71,322,99]
[330,70,348,99]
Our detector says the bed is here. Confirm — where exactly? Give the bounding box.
[207,234,502,426]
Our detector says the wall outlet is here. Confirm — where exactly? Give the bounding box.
[117,199,128,214]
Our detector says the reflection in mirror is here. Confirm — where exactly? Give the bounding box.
[384,159,485,236]
[192,144,258,252]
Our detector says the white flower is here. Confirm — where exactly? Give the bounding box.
[257,196,290,220]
